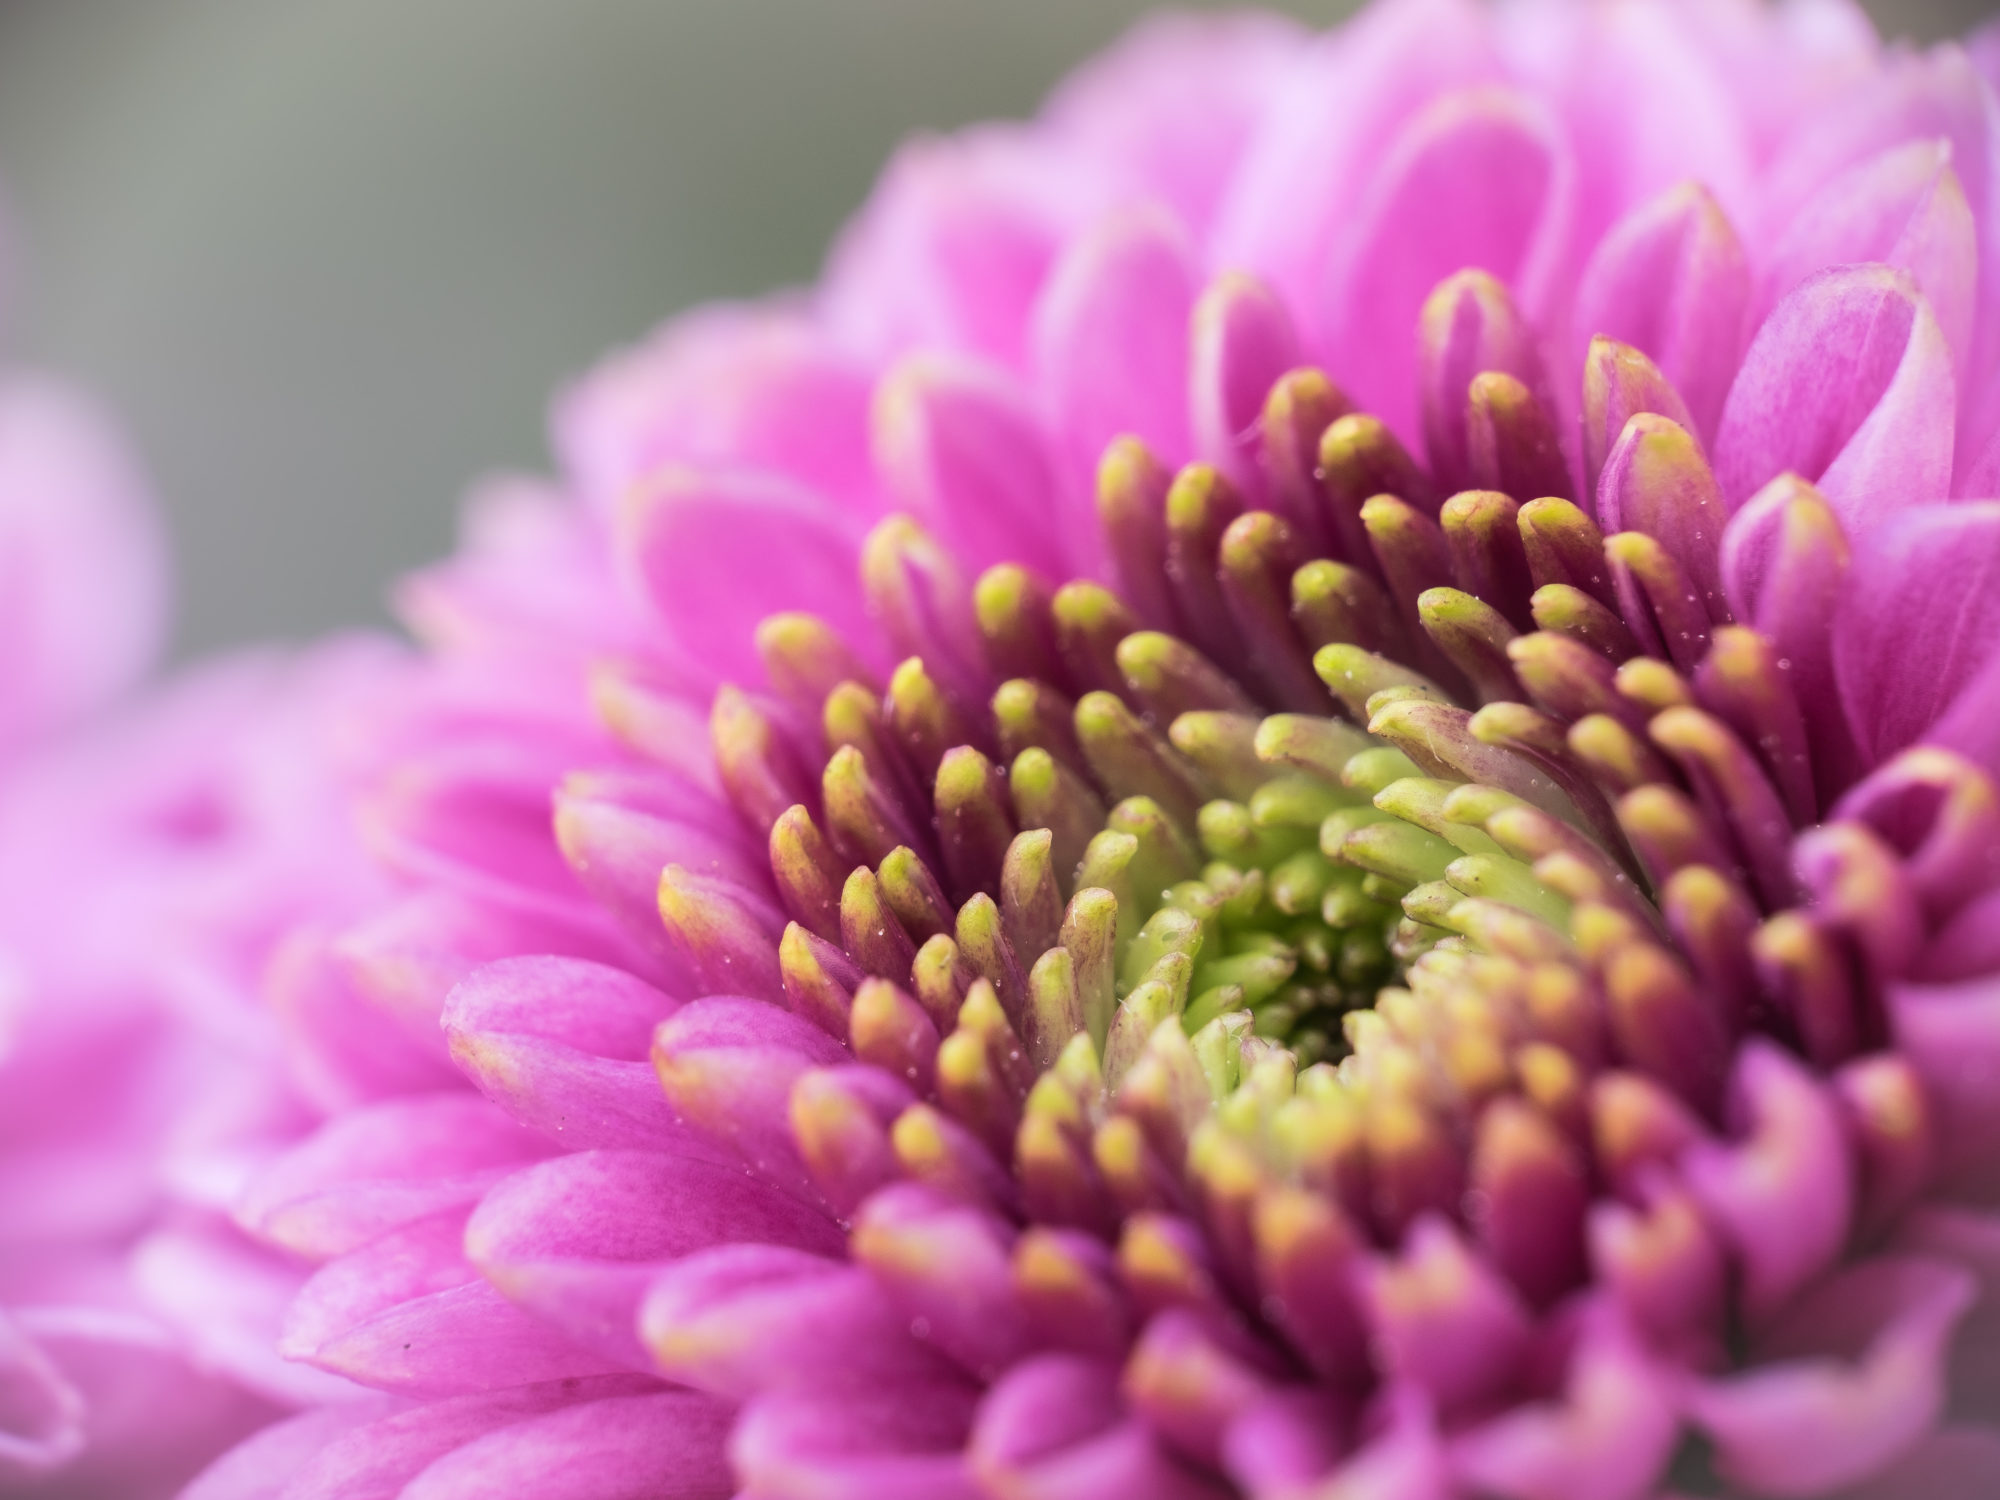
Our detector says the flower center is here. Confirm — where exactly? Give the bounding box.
[676,348,1965,1305]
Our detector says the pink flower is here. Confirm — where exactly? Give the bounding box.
[0,364,410,1493]
[193,2,2000,1497]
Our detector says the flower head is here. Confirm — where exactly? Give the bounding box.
[201,3,2000,1497]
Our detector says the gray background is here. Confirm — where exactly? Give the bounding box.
[0,0,1987,656]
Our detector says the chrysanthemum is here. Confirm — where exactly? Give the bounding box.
[196,2,2000,1497]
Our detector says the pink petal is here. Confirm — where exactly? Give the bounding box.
[464,1149,842,1369]
[178,1403,397,1500]
[1713,265,1955,527]
[871,355,1075,579]
[1720,476,1856,801]
[1595,414,1728,618]
[1220,1389,1348,1493]
[129,1226,353,1409]
[1,1302,280,1500]
[1891,1205,2000,1427]
[270,933,467,1116]
[1761,140,1977,376]
[1571,184,1750,445]
[616,469,875,689]
[398,1388,733,1500]
[331,889,633,1051]
[972,1353,1233,1500]
[552,772,767,979]
[1759,45,1999,397]
[1688,1255,1974,1498]
[362,733,601,909]
[1307,1383,1450,1500]
[822,128,1100,373]
[1504,0,1756,265]
[0,1310,85,1476]
[1121,1310,1280,1475]
[1188,271,1301,504]
[1887,972,2000,1198]
[730,1382,984,1500]
[1032,208,1197,475]
[1679,1040,1852,1324]
[1320,88,1570,446]
[1041,11,1305,234]
[1213,0,1500,312]
[640,1244,952,1401]
[303,1275,621,1397]
[443,957,723,1155]
[1920,885,2000,982]
[444,955,683,1065]
[236,1095,551,1259]
[279,1377,656,1500]
[1448,1300,1678,1500]
[1363,1216,1534,1418]
[1832,503,2000,776]
[850,1183,1028,1380]
[553,304,879,517]
[651,997,850,1206]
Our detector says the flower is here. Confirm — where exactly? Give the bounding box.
[193,1,2000,1497]
[0,346,409,1495]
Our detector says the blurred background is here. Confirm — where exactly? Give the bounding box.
[0,0,1988,656]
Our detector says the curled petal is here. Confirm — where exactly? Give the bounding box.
[1363,1216,1533,1418]
[0,1310,85,1477]
[1594,414,1727,619]
[1688,1255,1974,1498]
[1679,1041,1851,1324]
[129,1225,354,1408]
[1892,1205,2000,1428]
[553,773,766,971]
[851,1183,1028,1380]
[1448,1300,1678,1500]
[1761,139,1977,374]
[1714,265,1955,527]
[333,888,633,1049]
[1309,1384,1450,1500]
